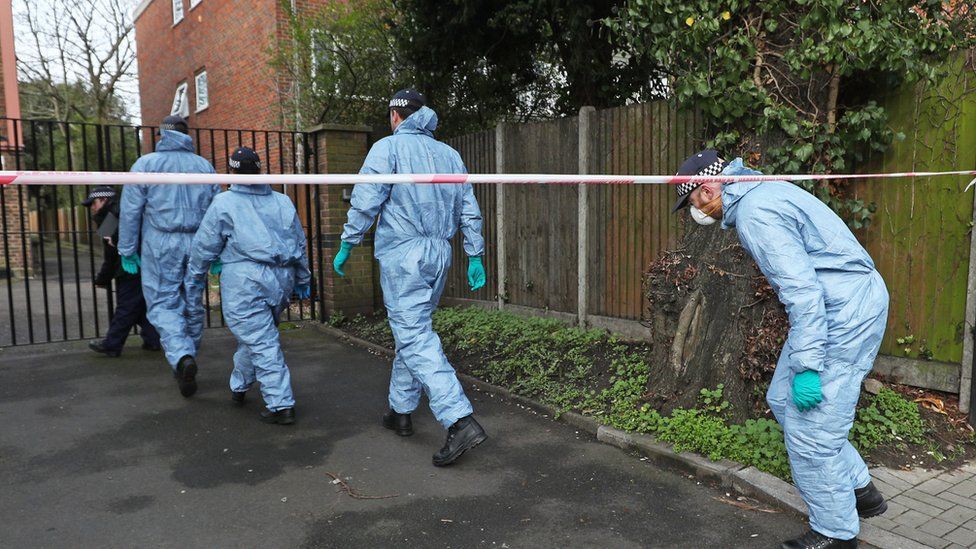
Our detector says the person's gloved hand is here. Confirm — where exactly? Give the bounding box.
[121,254,140,275]
[792,370,823,412]
[209,259,222,276]
[333,241,353,278]
[294,284,311,300]
[468,256,486,291]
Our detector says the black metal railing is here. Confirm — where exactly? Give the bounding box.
[0,117,323,347]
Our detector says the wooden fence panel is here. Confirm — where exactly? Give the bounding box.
[443,102,702,319]
[588,103,702,320]
[853,68,976,363]
[444,129,498,301]
[502,117,580,312]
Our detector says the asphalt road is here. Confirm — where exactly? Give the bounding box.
[0,325,805,548]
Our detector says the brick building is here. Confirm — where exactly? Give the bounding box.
[0,0,27,276]
[133,0,377,317]
[133,0,326,133]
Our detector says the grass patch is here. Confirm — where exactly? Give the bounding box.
[343,306,958,481]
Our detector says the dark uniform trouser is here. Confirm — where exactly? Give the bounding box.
[103,275,160,351]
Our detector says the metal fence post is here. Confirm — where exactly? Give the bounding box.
[495,123,506,310]
[577,107,594,328]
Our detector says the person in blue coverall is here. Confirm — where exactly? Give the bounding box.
[334,89,488,466]
[673,150,890,549]
[185,147,310,425]
[118,115,220,398]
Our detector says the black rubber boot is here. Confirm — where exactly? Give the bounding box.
[88,340,121,357]
[261,407,296,425]
[382,409,413,436]
[231,391,247,407]
[174,355,198,398]
[781,530,857,549]
[855,481,888,518]
[432,415,487,467]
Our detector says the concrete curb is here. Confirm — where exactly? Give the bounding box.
[312,322,919,548]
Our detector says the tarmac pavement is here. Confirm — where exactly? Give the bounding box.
[0,325,804,548]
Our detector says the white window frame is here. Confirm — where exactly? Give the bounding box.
[194,71,209,113]
[189,0,202,9]
[172,0,184,25]
[171,82,189,118]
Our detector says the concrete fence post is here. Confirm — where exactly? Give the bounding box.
[961,188,976,414]
[577,106,595,327]
[495,123,506,310]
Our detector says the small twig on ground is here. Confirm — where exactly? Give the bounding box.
[326,472,399,500]
[706,264,751,278]
[712,496,781,514]
[737,299,766,315]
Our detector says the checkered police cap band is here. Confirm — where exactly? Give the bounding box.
[389,93,424,113]
[87,190,115,200]
[228,158,260,170]
[676,159,728,196]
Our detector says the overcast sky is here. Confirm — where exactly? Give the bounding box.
[11,0,142,122]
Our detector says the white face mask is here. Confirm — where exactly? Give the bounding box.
[690,205,717,226]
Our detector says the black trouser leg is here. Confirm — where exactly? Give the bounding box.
[104,276,153,350]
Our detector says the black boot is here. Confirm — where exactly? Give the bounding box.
[781,530,857,549]
[382,409,413,436]
[231,390,247,407]
[142,342,161,351]
[89,340,121,357]
[432,415,487,467]
[855,481,888,518]
[261,407,296,425]
[174,355,198,398]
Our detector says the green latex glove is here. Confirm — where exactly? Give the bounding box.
[333,241,353,278]
[792,370,823,412]
[121,254,140,275]
[209,259,222,276]
[468,256,486,291]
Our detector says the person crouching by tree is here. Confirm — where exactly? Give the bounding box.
[673,150,890,549]
[84,186,160,357]
[185,147,311,425]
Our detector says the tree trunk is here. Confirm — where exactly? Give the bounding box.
[641,42,838,420]
[643,223,787,422]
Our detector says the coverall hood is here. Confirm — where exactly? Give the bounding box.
[718,158,764,230]
[395,106,438,136]
[156,130,196,153]
[230,183,273,195]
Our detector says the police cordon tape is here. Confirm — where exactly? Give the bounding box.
[1,169,975,188]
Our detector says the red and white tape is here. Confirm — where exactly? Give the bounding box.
[0,170,975,188]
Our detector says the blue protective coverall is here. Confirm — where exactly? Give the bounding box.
[118,130,220,369]
[720,159,889,540]
[341,106,485,428]
[185,184,311,411]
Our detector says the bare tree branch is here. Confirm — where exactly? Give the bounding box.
[15,0,137,122]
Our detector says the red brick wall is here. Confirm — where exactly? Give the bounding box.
[312,126,375,316]
[0,0,29,274]
[0,184,30,276]
[135,0,327,133]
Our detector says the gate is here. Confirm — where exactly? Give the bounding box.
[0,117,324,347]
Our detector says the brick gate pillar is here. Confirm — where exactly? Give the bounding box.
[0,176,30,278]
[309,124,375,318]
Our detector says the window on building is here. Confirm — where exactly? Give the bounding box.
[195,71,209,112]
[190,0,202,8]
[171,82,189,118]
[172,0,184,25]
